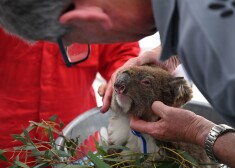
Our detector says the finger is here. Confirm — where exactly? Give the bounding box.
[100,58,140,113]
[123,57,141,67]
[139,51,159,65]
[100,70,117,113]
[100,83,113,113]
[162,56,180,73]
[151,101,169,117]
[98,84,107,97]
[130,116,155,134]
[152,45,162,59]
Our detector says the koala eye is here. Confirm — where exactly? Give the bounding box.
[141,79,151,86]
[121,70,131,75]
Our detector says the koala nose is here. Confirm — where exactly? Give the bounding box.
[114,83,126,94]
[114,72,130,94]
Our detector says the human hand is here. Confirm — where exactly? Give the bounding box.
[130,101,215,147]
[99,46,180,113]
[99,56,153,112]
[99,46,162,113]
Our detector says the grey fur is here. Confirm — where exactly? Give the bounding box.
[0,0,70,42]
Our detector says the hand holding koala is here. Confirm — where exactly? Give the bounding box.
[107,64,212,163]
[99,48,235,167]
[131,101,215,146]
[99,46,180,113]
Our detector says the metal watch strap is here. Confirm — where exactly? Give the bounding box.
[205,124,235,162]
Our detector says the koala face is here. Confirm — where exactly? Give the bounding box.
[111,65,192,121]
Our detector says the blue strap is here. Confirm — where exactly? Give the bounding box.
[131,130,147,154]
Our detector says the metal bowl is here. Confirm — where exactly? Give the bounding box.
[56,106,111,148]
[56,100,229,149]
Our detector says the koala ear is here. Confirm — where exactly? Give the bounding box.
[169,77,193,107]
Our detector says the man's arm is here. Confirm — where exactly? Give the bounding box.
[130,101,235,167]
[213,132,235,166]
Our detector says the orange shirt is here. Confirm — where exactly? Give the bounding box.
[0,28,140,167]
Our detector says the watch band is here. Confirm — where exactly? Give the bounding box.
[205,124,235,162]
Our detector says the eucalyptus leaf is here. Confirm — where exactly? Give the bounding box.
[48,127,56,149]
[57,150,71,157]
[23,130,31,140]
[94,138,107,156]
[21,146,38,151]
[0,116,203,168]
[87,151,111,168]
[15,155,20,161]
[65,140,72,148]
[103,157,126,162]
[49,115,58,122]
[0,149,7,161]
[23,129,38,150]
[12,134,27,145]
[31,149,44,157]
[32,162,50,168]
[20,124,36,137]
[134,157,141,166]
[0,154,7,162]
[176,149,199,166]
[9,165,18,168]
[56,164,93,168]
[13,160,30,168]
[157,161,180,168]
[59,120,64,129]
[44,150,54,159]
[0,149,6,155]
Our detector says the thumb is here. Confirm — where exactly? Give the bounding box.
[98,84,107,97]
[151,101,168,117]
[130,116,155,134]
[100,82,113,113]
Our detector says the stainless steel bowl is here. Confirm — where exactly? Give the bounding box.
[54,100,231,168]
[56,100,229,149]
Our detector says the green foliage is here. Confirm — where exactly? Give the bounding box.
[0,116,213,168]
[0,150,7,161]
[87,151,111,168]
[176,149,199,167]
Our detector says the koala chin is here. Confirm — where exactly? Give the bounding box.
[107,65,210,163]
[114,93,133,114]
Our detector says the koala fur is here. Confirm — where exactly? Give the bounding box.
[107,65,211,165]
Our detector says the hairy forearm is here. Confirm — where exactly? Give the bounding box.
[194,118,235,167]
[131,101,235,166]
[213,132,235,167]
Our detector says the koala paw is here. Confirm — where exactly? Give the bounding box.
[107,113,130,146]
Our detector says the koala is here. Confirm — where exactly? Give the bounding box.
[107,64,211,165]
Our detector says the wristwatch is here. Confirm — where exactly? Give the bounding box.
[205,124,235,162]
